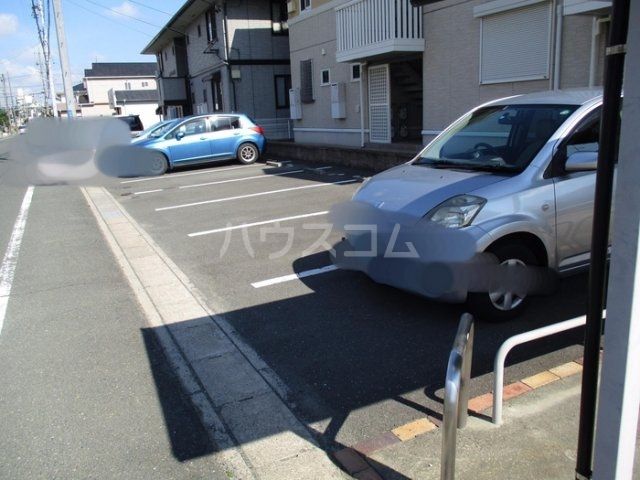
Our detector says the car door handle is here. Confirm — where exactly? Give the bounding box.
[200,137,207,140]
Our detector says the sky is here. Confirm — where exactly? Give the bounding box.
[0,0,185,104]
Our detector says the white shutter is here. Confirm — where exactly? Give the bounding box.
[368,64,391,143]
[480,1,552,84]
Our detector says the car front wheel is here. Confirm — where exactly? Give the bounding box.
[149,152,168,176]
[237,143,259,164]
[466,243,540,322]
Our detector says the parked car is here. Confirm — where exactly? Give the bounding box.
[335,89,605,321]
[133,113,266,174]
[18,124,27,135]
[115,115,144,137]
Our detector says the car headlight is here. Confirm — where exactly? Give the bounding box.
[425,195,486,228]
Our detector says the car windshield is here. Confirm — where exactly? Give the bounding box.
[414,104,578,173]
[149,120,178,138]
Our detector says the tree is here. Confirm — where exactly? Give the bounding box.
[0,108,8,129]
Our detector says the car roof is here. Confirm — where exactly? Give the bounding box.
[483,88,603,108]
[178,113,246,121]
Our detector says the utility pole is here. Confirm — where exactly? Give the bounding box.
[51,0,75,117]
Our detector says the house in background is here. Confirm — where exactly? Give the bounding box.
[141,0,291,138]
[287,0,611,148]
[78,62,160,128]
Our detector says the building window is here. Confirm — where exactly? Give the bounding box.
[206,9,217,43]
[320,69,330,86]
[203,88,208,104]
[479,2,552,84]
[351,63,361,82]
[274,75,291,109]
[271,1,288,35]
[300,59,313,103]
[197,24,202,37]
[301,0,311,11]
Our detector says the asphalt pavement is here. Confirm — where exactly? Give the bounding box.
[108,159,589,452]
[0,183,228,479]
[0,154,594,479]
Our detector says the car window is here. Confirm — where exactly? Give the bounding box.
[212,117,231,131]
[566,112,600,157]
[176,118,207,137]
[415,105,577,173]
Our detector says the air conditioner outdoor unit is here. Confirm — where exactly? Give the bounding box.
[287,1,297,14]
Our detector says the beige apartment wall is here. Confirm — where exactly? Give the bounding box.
[289,2,369,146]
[421,0,598,137]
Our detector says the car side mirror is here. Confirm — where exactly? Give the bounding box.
[565,151,597,172]
[175,131,185,141]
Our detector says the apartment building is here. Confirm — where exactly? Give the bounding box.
[79,62,160,127]
[142,0,291,134]
[287,0,611,147]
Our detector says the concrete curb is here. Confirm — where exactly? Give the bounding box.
[332,357,586,475]
[82,187,347,480]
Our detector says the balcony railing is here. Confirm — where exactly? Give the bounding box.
[158,77,187,103]
[336,0,423,63]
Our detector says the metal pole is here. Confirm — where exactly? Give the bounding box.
[592,1,640,477]
[41,0,58,117]
[575,0,630,478]
[441,313,474,480]
[51,0,76,118]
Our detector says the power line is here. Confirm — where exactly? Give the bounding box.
[126,0,173,16]
[82,0,163,29]
[65,0,154,37]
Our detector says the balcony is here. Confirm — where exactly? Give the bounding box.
[336,0,423,63]
[158,77,187,103]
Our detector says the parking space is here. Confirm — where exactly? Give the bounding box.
[108,159,589,448]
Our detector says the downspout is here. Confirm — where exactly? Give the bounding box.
[359,63,366,147]
[589,16,599,87]
[222,2,238,112]
[553,2,563,90]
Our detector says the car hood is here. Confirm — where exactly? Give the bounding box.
[131,136,159,146]
[353,164,510,218]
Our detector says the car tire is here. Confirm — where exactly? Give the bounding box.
[237,142,259,164]
[466,243,540,322]
[149,152,169,176]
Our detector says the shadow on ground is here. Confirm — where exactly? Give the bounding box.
[140,251,588,478]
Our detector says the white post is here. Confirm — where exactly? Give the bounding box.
[51,0,75,118]
[592,2,640,478]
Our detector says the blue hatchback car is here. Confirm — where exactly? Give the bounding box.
[133,113,266,175]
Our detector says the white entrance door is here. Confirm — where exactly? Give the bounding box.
[368,64,391,143]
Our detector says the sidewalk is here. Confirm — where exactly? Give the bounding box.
[361,373,640,479]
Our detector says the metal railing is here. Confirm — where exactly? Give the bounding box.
[441,313,475,480]
[254,117,293,140]
[492,313,601,425]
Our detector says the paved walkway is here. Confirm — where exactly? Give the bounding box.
[362,373,640,479]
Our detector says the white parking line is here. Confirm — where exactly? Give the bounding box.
[188,211,329,237]
[179,169,304,189]
[120,164,263,184]
[251,264,338,289]
[133,189,164,195]
[155,178,358,212]
[0,186,35,335]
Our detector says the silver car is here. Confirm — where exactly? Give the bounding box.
[334,89,604,321]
